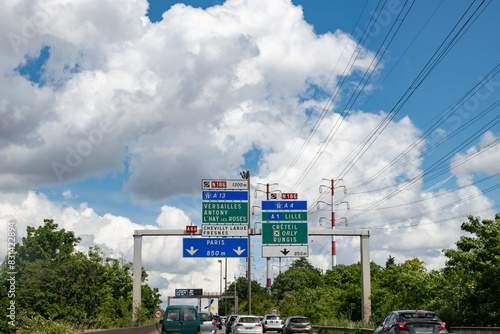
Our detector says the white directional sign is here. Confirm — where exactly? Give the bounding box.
[262,245,309,258]
[202,224,248,237]
[202,179,249,190]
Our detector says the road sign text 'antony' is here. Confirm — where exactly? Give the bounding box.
[202,202,248,223]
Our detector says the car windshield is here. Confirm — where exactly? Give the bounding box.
[199,313,213,321]
[290,318,309,323]
[400,312,440,322]
[239,317,260,323]
[267,316,281,320]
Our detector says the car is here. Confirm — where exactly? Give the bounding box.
[199,312,217,334]
[262,314,284,333]
[232,315,263,334]
[283,316,312,334]
[159,305,200,334]
[374,310,448,334]
[226,314,240,334]
[214,315,223,329]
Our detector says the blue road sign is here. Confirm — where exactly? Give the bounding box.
[202,191,248,201]
[262,200,307,211]
[183,238,248,258]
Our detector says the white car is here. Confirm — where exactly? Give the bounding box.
[232,315,263,334]
[262,314,284,333]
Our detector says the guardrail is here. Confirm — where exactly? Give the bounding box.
[312,326,500,334]
[313,325,374,334]
[450,328,500,334]
[74,323,157,333]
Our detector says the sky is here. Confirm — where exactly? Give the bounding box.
[1,0,500,310]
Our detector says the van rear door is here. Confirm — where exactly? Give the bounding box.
[163,306,200,334]
[181,307,200,334]
[164,307,182,334]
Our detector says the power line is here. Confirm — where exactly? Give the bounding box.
[290,0,416,190]
[278,0,390,184]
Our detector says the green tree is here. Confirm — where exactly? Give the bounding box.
[272,258,323,302]
[370,257,437,319]
[436,214,500,326]
[0,220,161,333]
[16,219,81,262]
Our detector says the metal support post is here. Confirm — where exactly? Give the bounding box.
[225,257,228,315]
[360,234,371,323]
[133,234,142,322]
[241,170,251,315]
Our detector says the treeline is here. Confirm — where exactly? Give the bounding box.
[221,214,500,327]
[0,219,161,333]
[2,214,498,333]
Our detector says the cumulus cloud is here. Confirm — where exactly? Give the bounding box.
[0,191,235,305]
[451,131,500,186]
[0,0,376,198]
[1,0,499,297]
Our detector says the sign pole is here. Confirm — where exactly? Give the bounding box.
[240,171,251,315]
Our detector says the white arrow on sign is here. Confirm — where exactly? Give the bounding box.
[233,246,246,255]
[262,245,308,258]
[186,246,198,255]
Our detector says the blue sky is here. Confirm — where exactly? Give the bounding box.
[2,0,499,307]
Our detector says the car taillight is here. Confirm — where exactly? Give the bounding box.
[237,324,244,326]
[397,323,408,330]
[439,323,446,330]
[265,321,268,324]
[197,326,200,334]
[256,324,262,327]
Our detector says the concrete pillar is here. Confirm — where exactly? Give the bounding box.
[133,234,142,321]
[360,234,371,323]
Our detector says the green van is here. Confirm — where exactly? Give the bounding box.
[158,305,200,334]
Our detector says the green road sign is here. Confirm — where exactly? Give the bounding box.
[262,222,308,244]
[202,202,248,223]
[262,212,307,221]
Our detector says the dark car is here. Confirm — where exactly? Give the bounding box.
[283,317,312,334]
[374,310,448,334]
[226,314,240,334]
[214,315,223,329]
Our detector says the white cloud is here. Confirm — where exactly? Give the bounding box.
[451,131,500,186]
[62,189,74,199]
[0,191,236,306]
[0,0,376,197]
[0,0,498,302]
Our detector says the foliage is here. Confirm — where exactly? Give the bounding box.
[15,311,74,334]
[272,257,323,302]
[0,219,161,333]
[242,213,498,327]
[2,213,499,331]
[434,214,500,326]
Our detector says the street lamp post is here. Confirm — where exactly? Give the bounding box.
[218,260,222,299]
[225,258,227,315]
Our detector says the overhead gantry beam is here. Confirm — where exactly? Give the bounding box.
[132,229,370,323]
